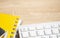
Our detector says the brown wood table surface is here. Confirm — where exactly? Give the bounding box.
[0,0,60,38]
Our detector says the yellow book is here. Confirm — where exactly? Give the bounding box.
[0,13,21,38]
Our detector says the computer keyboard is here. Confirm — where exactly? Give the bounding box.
[19,21,60,38]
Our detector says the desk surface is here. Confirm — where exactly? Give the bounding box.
[0,0,60,38]
[0,0,60,25]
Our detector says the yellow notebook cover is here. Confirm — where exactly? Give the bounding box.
[0,13,21,38]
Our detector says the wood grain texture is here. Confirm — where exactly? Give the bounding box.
[0,0,60,25]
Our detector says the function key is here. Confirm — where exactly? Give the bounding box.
[44,24,51,29]
[20,27,28,32]
[36,25,44,30]
[51,24,59,28]
[28,26,36,31]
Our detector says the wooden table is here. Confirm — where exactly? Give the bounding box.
[0,0,60,38]
[0,0,60,25]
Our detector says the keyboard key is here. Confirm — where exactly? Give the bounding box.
[51,24,58,28]
[35,36,41,38]
[50,35,57,38]
[58,24,60,27]
[20,27,28,32]
[58,35,60,38]
[29,31,36,37]
[44,24,51,29]
[52,28,59,34]
[28,27,36,31]
[29,36,41,38]
[41,35,49,38]
[36,25,43,29]
[45,29,52,35]
[37,30,44,36]
[58,37,60,38]
[29,37,36,38]
[21,32,29,38]
[58,29,60,34]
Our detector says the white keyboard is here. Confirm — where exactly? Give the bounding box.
[19,21,60,38]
